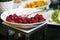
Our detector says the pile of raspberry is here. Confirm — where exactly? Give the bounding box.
[6,14,45,24]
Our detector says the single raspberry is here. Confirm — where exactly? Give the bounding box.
[6,16,11,21]
[18,16,22,19]
[8,15,12,19]
[34,14,39,19]
[31,17,37,23]
[12,14,18,19]
[26,18,32,23]
[38,15,43,19]
[23,20,27,23]
[18,19,22,23]
[38,18,45,22]
[10,20,16,23]
[21,18,27,23]
[13,20,18,23]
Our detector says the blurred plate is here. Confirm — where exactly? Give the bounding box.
[1,8,46,28]
[19,0,51,9]
[46,10,60,25]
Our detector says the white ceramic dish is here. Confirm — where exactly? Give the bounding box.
[46,10,60,25]
[1,8,46,28]
[19,0,51,9]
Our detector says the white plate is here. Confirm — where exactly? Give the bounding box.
[19,0,51,9]
[1,8,46,28]
[46,10,60,25]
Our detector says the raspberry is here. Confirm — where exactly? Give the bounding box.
[18,16,22,19]
[14,20,18,23]
[11,16,15,20]
[12,14,18,19]
[38,15,43,19]
[13,14,17,17]
[18,19,22,23]
[39,18,45,22]
[31,17,37,23]
[21,18,27,23]
[10,20,16,23]
[6,16,11,21]
[35,18,39,22]
[24,20,27,23]
[8,15,12,19]
[34,14,39,19]
[25,17,28,20]
[27,18,32,23]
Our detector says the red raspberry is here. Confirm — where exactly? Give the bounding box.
[24,18,31,23]
[23,20,27,23]
[11,16,15,20]
[10,20,16,23]
[6,16,11,21]
[38,18,45,22]
[36,19,39,22]
[8,15,12,19]
[21,18,27,23]
[12,14,18,19]
[24,17,28,20]
[13,20,18,23]
[27,18,32,23]
[34,14,39,19]
[31,17,37,23]
[13,14,17,17]
[18,16,22,19]
[18,19,22,23]
[38,15,43,19]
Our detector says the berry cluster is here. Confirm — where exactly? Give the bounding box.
[6,14,45,24]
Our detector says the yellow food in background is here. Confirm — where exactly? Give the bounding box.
[13,0,21,3]
[24,1,48,8]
